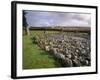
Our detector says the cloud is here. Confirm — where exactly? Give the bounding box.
[24,10,91,27]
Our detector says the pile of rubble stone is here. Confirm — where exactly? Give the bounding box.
[32,33,91,67]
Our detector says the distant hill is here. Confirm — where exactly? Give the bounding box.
[29,26,90,33]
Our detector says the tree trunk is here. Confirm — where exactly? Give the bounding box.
[26,27,30,36]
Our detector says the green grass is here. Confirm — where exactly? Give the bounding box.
[23,31,62,69]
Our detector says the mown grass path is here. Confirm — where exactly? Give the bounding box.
[23,35,61,69]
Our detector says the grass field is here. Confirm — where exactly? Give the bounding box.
[23,30,62,69]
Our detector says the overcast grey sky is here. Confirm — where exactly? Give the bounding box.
[24,10,91,27]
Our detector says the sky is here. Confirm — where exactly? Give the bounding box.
[24,10,91,27]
